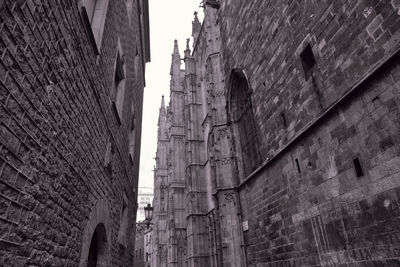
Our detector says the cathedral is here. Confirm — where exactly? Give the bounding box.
[152,1,400,266]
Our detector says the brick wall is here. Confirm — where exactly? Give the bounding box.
[219,0,400,265]
[0,0,147,265]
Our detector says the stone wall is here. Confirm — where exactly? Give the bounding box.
[0,0,148,265]
[239,57,400,265]
[219,0,400,161]
[150,1,400,266]
[218,0,400,265]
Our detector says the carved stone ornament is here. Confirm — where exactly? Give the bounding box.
[188,192,195,202]
[225,193,235,204]
[220,157,232,166]
[218,128,228,138]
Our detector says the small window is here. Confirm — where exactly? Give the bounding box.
[281,112,287,127]
[115,53,125,83]
[353,157,364,177]
[300,44,316,80]
[295,158,301,173]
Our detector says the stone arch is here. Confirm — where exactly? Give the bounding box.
[87,223,107,267]
[227,68,261,179]
[79,199,111,267]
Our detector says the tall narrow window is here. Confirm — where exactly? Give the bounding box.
[281,112,287,127]
[112,44,126,124]
[229,70,261,177]
[160,183,165,201]
[300,44,316,80]
[295,158,301,173]
[353,157,364,178]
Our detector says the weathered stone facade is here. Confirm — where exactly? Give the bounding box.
[152,42,188,267]
[152,0,400,266]
[0,0,149,266]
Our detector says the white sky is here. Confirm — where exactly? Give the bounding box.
[138,1,204,189]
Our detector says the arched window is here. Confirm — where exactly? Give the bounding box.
[87,224,107,267]
[228,70,261,178]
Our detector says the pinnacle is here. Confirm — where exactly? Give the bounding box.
[186,38,190,51]
[173,39,180,57]
[161,95,165,109]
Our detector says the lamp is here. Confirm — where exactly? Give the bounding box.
[144,203,153,228]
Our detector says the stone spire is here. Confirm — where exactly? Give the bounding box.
[170,40,181,75]
[161,95,165,109]
[192,11,201,47]
[184,38,191,58]
[169,40,183,93]
[157,95,167,140]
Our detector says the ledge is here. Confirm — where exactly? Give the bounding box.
[237,45,400,190]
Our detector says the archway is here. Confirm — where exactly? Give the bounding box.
[227,69,261,178]
[79,199,110,267]
[87,224,107,267]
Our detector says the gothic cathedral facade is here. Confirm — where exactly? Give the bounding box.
[152,1,400,266]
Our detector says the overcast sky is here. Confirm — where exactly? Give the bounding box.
[138,1,204,189]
